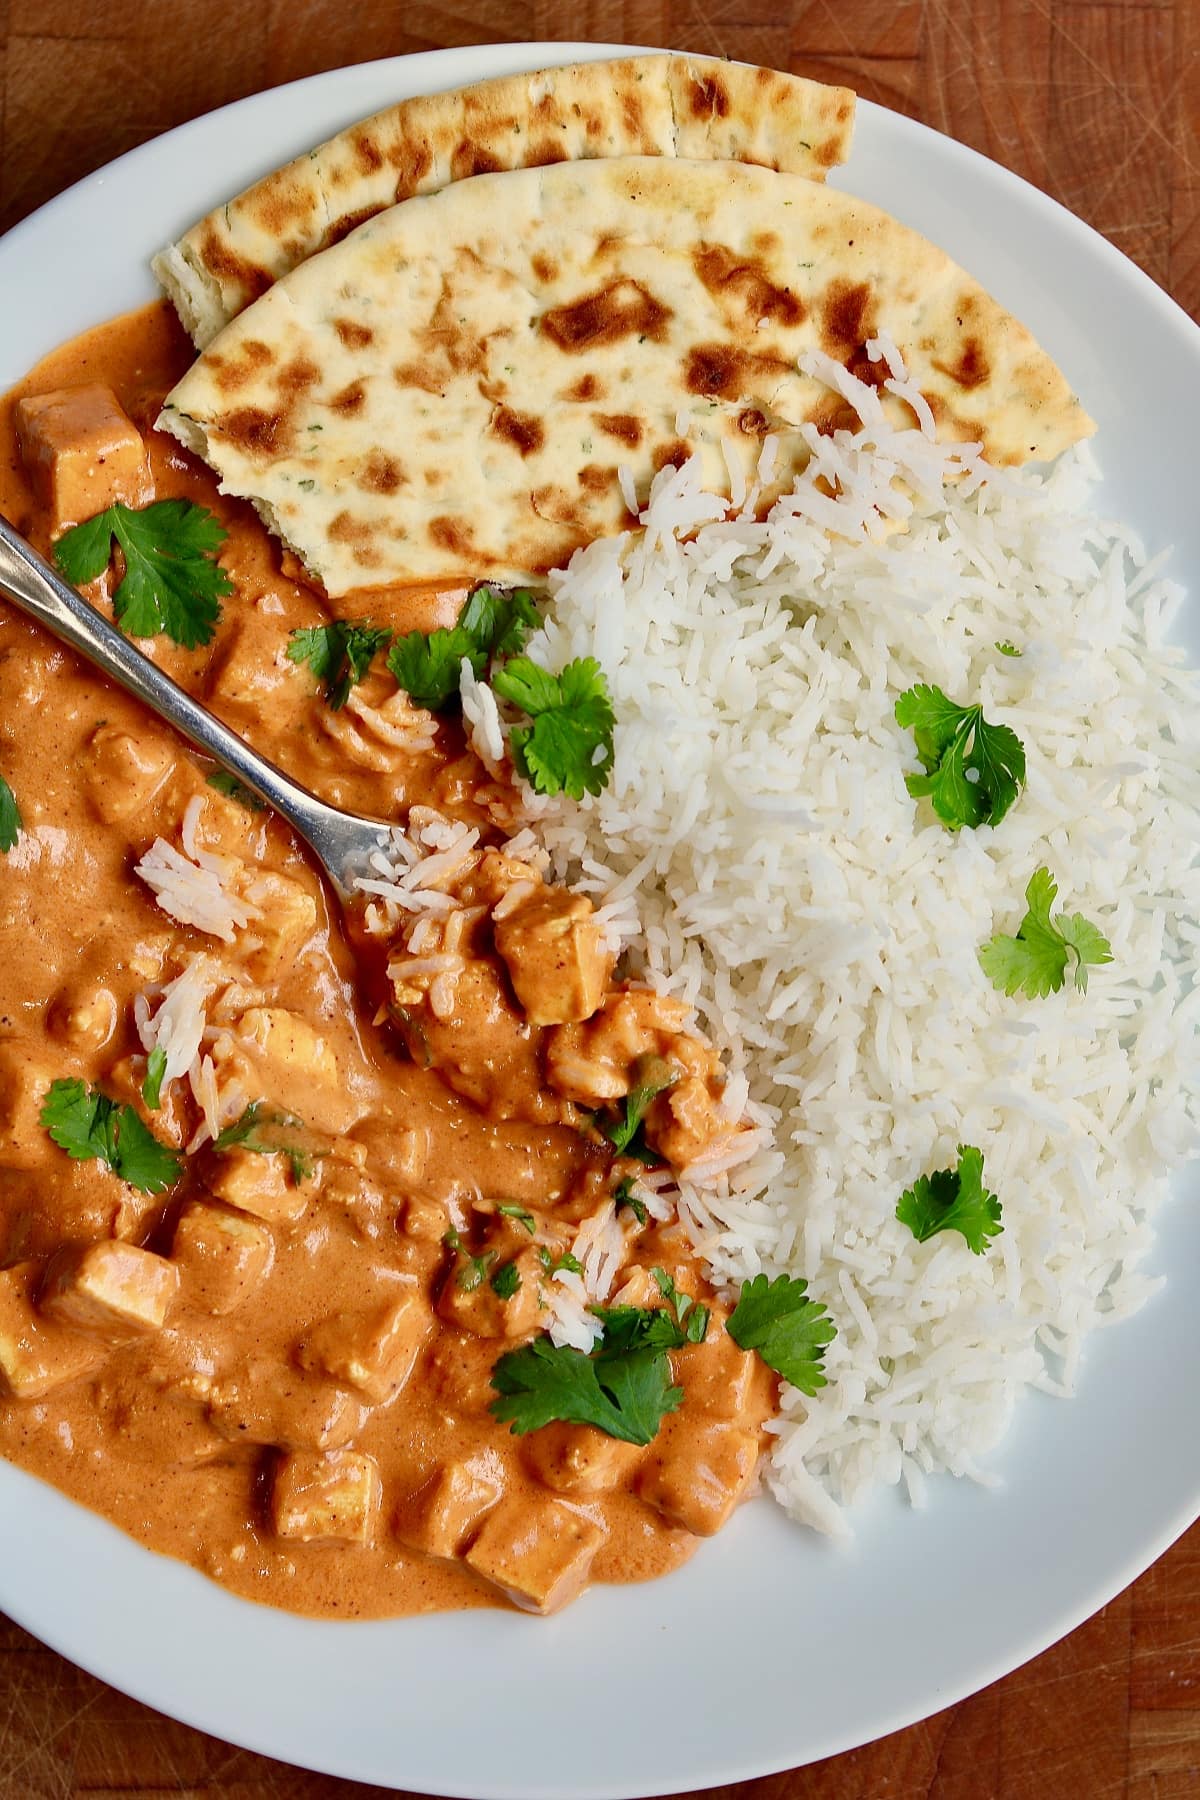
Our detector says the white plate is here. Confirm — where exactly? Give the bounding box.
[2,42,1198,1799]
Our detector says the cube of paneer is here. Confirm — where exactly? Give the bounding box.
[437,1244,543,1340]
[15,385,153,533]
[205,1147,308,1225]
[675,1317,771,1419]
[206,1369,365,1451]
[493,885,611,1027]
[644,1075,739,1171]
[271,1449,381,1546]
[298,1291,431,1404]
[635,1415,762,1536]
[171,1200,273,1315]
[0,1262,107,1399]
[39,1241,178,1340]
[0,1042,62,1171]
[393,1459,501,1559]
[465,1497,605,1614]
[236,1007,364,1133]
[522,1422,644,1496]
[83,725,174,824]
[237,872,319,981]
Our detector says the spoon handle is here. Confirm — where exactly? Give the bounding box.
[0,513,379,889]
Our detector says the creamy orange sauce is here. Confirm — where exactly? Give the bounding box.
[0,302,773,1619]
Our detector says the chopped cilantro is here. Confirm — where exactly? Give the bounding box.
[978,866,1113,998]
[895,1144,1002,1254]
[40,1078,181,1195]
[995,640,1023,657]
[388,584,541,712]
[0,774,20,853]
[727,1273,836,1395]
[490,1307,684,1445]
[497,1202,536,1234]
[54,499,234,649]
[602,1058,678,1157]
[651,1266,710,1343]
[206,769,266,812]
[537,1246,583,1276]
[214,1101,313,1183]
[613,1176,647,1225]
[287,620,392,710]
[492,656,615,800]
[490,1260,522,1300]
[895,683,1026,831]
[141,1047,168,1110]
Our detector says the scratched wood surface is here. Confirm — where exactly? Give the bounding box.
[1,2,1198,1796]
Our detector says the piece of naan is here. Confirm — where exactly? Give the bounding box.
[158,157,1094,596]
[155,55,855,348]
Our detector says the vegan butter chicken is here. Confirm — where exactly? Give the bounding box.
[0,304,777,1619]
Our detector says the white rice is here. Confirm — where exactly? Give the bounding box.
[530,359,1200,1534]
[136,798,261,943]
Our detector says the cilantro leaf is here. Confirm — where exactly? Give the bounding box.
[54,500,233,649]
[40,1078,181,1195]
[651,1267,710,1343]
[613,1176,647,1225]
[490,1334,683,1446]
[895,1144,1002,1254]
[287,620,391,710]
[895,683,1026,831]
[141,1046,168,1110]
[214,1101,313,1182]
[497,1203,536,1234]
[537,1246,582,1276]
[206,769,266,812]
[493,656,615,800]
[727,1273,837,1395]
[387,585,543,713]
[979,866,1113,998]
[603,1058,678,1156]
[995,640,1022,658]
[490,1260,522,1300]
[0,774,20,853]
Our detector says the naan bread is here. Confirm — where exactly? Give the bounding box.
[158,157,1093,597]
[155,55,855,348]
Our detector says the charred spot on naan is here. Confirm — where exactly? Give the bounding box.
[209,338,276,396]
[595,413,643,448]
[563,374,604,403]
[693,244,805,328]
[333,319,376,350]
[389,138,435,199]
[324,207,379,249]
[212,406,295,459]
[356,452,407,495]
[684,70,732,120]
[489,407,545,457]
[820,278,878,363]
[195,226,273,305]
[683,342,793,400]
[932,335,991,393]
[327,510,387,569]
[540,280,672,352]
[428,515,478,557]
[246,170,324,240]
[330,379,368,416]
[450,142,505,181]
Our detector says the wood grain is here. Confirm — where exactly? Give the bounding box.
[0,3,1198,1795]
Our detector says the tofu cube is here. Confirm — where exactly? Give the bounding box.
[465,1497,605,1614]
[15,385,153,532]
[206,1371,364,1451]
[237,872,319,981]
[236,1007,363,1133]
[83,725,174,824]
[298,1292,431,1403]
[39,1241,178,1340]
[271,1449,381,1546]
[522,1421,644,1496]
[393,1459,501,1559]
[437,1245,543,1340]
[171,1200,273,1315]
[634,1416,761,1536]
[205,1146,308,1225]
[493,885,611,1026]
[0,1042,61,1171]
[675,1319,770,1419]
[0,1262,106,1399]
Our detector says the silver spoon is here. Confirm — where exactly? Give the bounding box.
[0,513,394,897]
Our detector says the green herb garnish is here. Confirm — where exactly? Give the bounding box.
[54,499,234,648]
[726,1273,836,1395]
[613,1176,647,1225]
[491,655,615,800]
[40,1078,181,1195]
[388,585,540,712]
[895,1144,1002,1254]
[214,1101,313,1183]
[497,1203,536,1234]
[287,620,392,710]
[141,1047,168,1110]
[0,775,20,853]
[602,1058,678,1157]
[490,1260,522,1300]
[895,683,1026,831]
[978,866,1113,998]
[206,769,266,812]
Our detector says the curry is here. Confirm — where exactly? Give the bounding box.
[0,302,774,1618]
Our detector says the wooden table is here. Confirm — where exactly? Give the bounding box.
[1,3,1198,1795]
